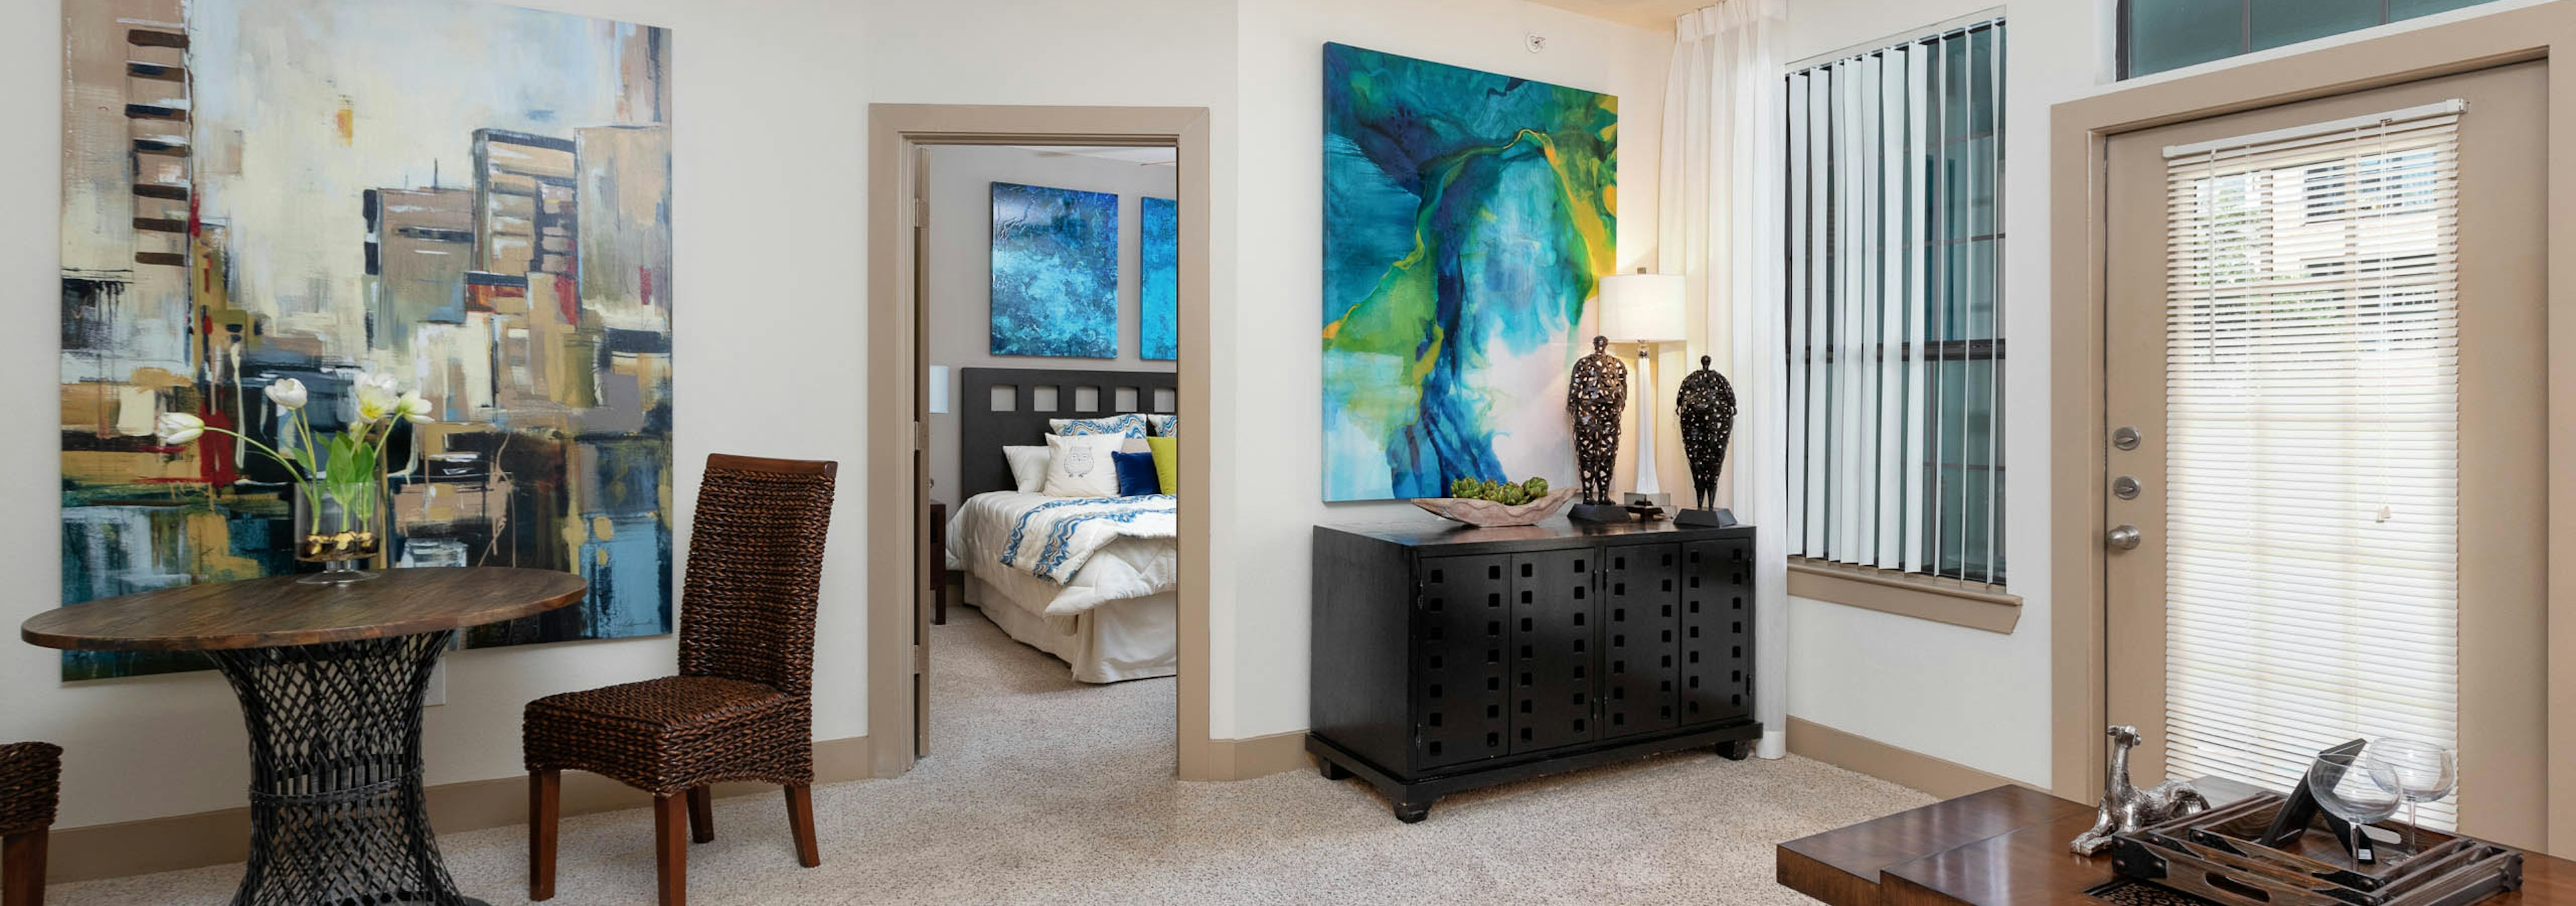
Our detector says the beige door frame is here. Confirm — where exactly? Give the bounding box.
[865,104,1217,781]
[2049,4,2576,858]
[2096,60,2548,840]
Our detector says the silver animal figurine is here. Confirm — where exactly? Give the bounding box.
[2071,725,2212,855]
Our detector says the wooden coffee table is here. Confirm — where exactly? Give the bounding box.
[1778,783,2576,905]
[23,567,586,906]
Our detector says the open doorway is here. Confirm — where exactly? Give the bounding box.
[920,140,1181,749]
[863,106,1216,781]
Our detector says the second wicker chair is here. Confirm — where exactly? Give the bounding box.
[523,454,838,906]
[1,742,62,906]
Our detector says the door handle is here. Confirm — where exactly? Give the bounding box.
[2106,525,2142,551]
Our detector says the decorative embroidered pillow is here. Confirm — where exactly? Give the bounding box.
[1042,434,1126,497]
[1144,413,1178,437]
[1146,436,1177,495]
[1112,451,1161,497]
[1003,445,1052,494]
[1049,413,1148,439]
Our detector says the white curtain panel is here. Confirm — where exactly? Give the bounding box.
[1662,0,1788,758]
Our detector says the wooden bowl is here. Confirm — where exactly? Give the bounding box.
[1409,487,1580,527]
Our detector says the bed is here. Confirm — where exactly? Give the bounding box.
[944,366,1179,683]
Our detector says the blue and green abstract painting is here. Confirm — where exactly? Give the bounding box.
[1140,196,1178,361]
[991,182,1120,358]
[1320,43,1617,502]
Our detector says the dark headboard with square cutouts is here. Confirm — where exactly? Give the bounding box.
[959,367,1178,500]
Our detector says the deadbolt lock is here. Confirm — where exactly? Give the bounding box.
[2112,476,2141,500]
[2112,426,2143,451]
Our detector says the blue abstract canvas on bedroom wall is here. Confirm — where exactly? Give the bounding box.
[991,182,1120,358]
[1320,43,1618,502]
[1140,196,1178,361]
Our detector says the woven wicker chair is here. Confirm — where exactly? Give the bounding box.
[0,742,62,906]
[524,454,838,905]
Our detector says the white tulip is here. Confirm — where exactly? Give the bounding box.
[264,378,309,410]
[396,391,435,424]
[156,411,206,444]
[354,381,399,422]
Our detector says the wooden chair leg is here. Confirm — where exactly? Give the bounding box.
[527,770,559,902]
[686,787,714,844]
[784,785,820,868]
[3,829,46,906]
[653,793,688,906]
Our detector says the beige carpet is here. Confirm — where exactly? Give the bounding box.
[52,604,1931,904]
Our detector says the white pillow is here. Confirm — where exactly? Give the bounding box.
[1003,446,1052,494]
[1042,434,1125,498]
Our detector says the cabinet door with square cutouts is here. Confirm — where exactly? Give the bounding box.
[1509,548,1597,754]
[1598,542,1680,740]
[1679,538,1754,725]
[1413,555,1515,771]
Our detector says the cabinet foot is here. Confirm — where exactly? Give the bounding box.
[1717,739,1754,761]
[1318,760,1354,781]
[1394,801,1432,823]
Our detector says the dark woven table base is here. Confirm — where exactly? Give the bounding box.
[209,632,479,906]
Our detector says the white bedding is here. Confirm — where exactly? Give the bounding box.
[946,491,1178,632]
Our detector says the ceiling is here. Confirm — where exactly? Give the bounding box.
[1528,0,1699,30]
[1007,145,1177,166]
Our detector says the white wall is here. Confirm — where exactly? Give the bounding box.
[1774,0,2563,790]
[922,146,1179,509]
[1230,1,1672,738]
[863,0,1669,740]
[1,0,871,829]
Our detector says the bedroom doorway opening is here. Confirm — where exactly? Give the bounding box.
[865,106,1214,783]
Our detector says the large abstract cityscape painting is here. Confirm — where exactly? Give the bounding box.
[1320,43,1617,502]
[58,0,676,680]
[989,182,1120,358]
[1140,196,1179,361]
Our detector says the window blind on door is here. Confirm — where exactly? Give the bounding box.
[2159,101,2461,829]
[1782,19,2004,585]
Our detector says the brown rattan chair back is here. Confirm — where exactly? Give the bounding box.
[676,454,839,697]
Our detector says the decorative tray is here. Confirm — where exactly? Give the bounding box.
[2110,793,2522,906]
[1409,487,1578,527]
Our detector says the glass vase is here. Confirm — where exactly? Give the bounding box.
[292,479,386,584]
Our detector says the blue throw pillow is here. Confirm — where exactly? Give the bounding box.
[1112,451,1161,497]
[1053,414,1148,439]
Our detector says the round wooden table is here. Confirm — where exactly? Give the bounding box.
[21,566,586,906]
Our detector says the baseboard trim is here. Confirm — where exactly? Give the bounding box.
[1205,730,1310,781]
[48,734,873,884]
[1785,716,2025,799]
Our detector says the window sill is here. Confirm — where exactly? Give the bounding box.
[1785,558,2024,634]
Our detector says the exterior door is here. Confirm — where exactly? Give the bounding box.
[2101,61,2548,846]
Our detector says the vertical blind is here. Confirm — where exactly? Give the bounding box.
[2160,101,2463,829]
[1782,18,2005,585]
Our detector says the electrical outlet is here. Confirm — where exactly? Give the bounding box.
[1525,33,1548,54]
[423,658,448,707]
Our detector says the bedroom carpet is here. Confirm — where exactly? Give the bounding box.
[50,604,1933,905]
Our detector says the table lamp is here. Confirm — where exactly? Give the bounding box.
[1600,268,1686,512]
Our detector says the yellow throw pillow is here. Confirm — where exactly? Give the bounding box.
[1146,436,1177,495]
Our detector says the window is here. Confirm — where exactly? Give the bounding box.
[1782,18,2005,587]
[2158,103,2463,829]
[2121,0,2502,80]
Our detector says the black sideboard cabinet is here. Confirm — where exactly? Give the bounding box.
[1309,517,1763,822]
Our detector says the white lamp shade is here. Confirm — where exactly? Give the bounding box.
[1599,272,1686,343]
[928,365,951,414]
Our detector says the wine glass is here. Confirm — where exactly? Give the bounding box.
[2308,749,2403,868]
[2373,738,2458,855]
